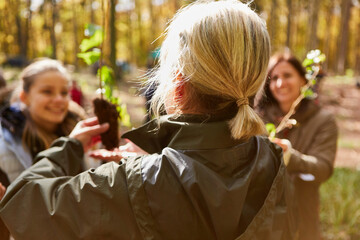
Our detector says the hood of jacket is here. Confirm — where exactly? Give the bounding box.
[0,103,26,139]
[0,104,32,169]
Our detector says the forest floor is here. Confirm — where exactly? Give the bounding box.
[319,76,360,169]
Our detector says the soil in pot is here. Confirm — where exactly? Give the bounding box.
[93,98,119,150]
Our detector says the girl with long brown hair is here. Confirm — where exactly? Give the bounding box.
[0,59,83,183]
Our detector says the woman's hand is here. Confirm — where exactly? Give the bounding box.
[69,117,109,152]
[270,138,292,165]
[89,139,148,163]
[271,138,289,152]
[119,139,148,155]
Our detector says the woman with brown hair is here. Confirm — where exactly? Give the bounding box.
[256,52,338,240]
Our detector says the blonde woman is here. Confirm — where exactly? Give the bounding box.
[0,1,297,239]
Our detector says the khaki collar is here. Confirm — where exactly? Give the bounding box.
[122,114,245,154]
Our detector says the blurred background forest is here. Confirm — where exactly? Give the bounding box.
[0,0,360,77]
[1,0,360,239]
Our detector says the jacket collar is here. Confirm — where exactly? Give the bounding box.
[122,114,244,154]
[0,103,26,139]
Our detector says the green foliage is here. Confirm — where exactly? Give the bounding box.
[302,49,326,68]
[119,103,131,127]
[79,29,104,53]
[98,66,115,99]
[265,123,276,139]
[84,23,102,37]
[77,49,101,65]
[302,88,315,98]
[320,168,360,239]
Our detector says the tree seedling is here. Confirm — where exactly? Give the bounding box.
[78,23,130,150]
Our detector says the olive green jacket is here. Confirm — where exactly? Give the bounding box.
[259,100,338,240]
[0,115,298,240]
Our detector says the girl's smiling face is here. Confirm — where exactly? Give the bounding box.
[21,71,70,132]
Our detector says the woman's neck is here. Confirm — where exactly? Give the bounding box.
[35,121,58,133]
[279,102,293,114]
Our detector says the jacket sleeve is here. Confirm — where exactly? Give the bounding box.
[286,114,338,184]
[0,137,142,240]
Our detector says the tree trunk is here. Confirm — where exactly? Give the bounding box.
[307,0,321,51]
[336,0,352,75]
[322,2,334,72]
[50,0,58,59]
[25,0,32,59]
[136,0,145,65]
[109,0,117,79]
[269,0,277,47]
[286,0,292,49]
[89,0,95,24]
[1,0,11,55]
[15,0,25,57]
[354,8,360,78]
[127,11,135,63]
[72,1,79,68]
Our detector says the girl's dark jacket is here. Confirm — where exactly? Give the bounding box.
[0,115,298,240]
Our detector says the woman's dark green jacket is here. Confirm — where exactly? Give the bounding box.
[0,115,298,239]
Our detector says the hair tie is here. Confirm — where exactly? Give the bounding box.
[236,98,249,107]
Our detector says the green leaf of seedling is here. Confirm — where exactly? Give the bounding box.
[77,50,100,65]
[84,23,101,37]
[302,58,314,67]
[266,123,276,139]
[98,66,114,85]
[318,53,326,63]
[310,79,317,86]
[111,97,119,105]
[104,84,113,100]
[79,29,104,52]
[303,88,314,98]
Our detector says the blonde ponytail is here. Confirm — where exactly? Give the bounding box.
[229,105,267,140]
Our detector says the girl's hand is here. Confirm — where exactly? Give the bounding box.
[89,139,148,163]
[69,117,109,152]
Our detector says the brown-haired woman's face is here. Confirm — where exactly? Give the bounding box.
[269,61,306,107]
[21,71,70,131]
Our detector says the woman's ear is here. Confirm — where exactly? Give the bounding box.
[19,90,29,105]
[174,73,186,104]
